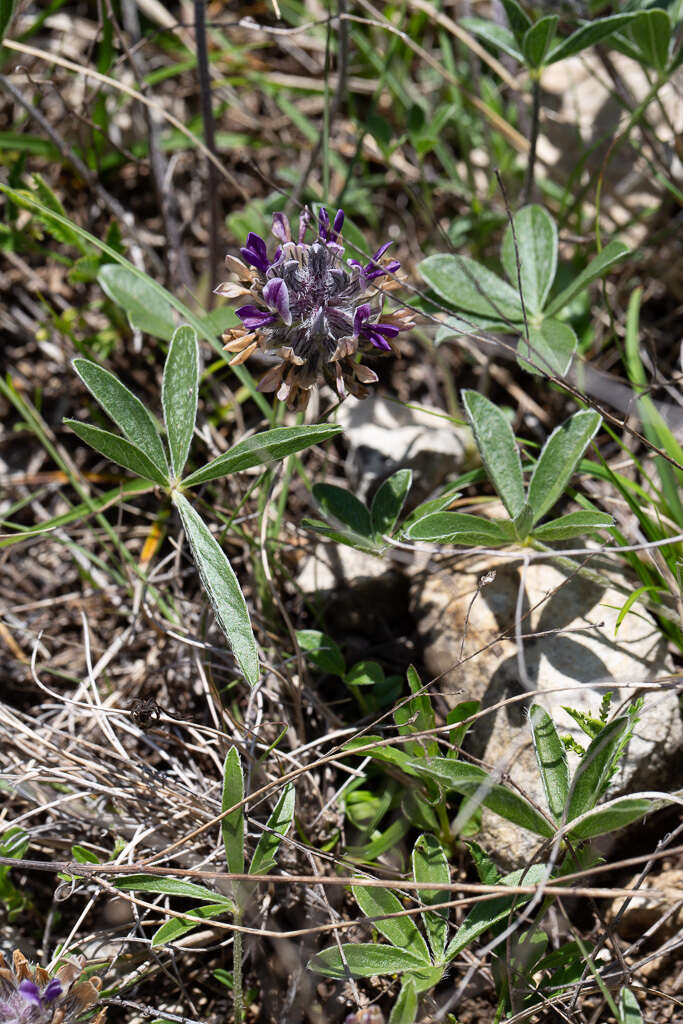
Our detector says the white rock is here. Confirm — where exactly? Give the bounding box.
[337,396,469,503]
[412,558,681,867]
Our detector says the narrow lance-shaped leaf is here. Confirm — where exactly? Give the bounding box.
[64,420,169,487]
[544,240,629,318]
[412,834,450,962]
[405,511,510,547]
[620,987,645,1024]
[152,903,234,948]
[371,469,412,538]
[249,784,295,877]
[522,16,558,68]
[222,747,245,908]
[181,424,342,487]
[462,391,525,518]
[501,0,531,44]
[458,17,524,62]
[163,325,199,480]
[565,717,631,821]
[563,792,681,843]
[629,10,671,72]
[388,978,418,1024]
[116,875,232,903]
[352,885,432,963]
[532,510,614,541]
[308,943,429,980]
[73,358,168,475]
[529,705,569,821]
[527,410,602,524]
[544,13,638,65]
[98,263,176,340]
[501,205,558,315]
[173,492,259,686]
[419,253,524,321]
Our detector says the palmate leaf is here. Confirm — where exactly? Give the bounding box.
[173,493,259,686]
[162,325,199,480]
[64,420,169,487]
[73,358,168,476]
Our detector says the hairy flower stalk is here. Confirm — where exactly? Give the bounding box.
[0,950,105,1024]
[216,207,413,410]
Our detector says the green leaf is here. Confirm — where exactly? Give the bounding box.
[532,510,614,541]
[512,502,534,542]
[73,359,168,476]
[296,629,346,677]
[181,425,342,487]
[352,885,432,962]
[529,705,569,821]
[459,17,524,62]
[389,978,418,1024]
[563,793,679,843]
[98,264,176,340]
[302,519,382,555]
[545,14,638,64]
[522,16,558,68]
[410,759,554,838]
[501,205,558,314]
[527,409,602,523]
[518,319,578,378]
[308,943,429,979]
[462,391,525,518]
[501,0,532,44]
[628,10,671,72]
[222,747,245,877]
[173,493,259,686]
[312,483,373,536]
[466,840,501,886]
[447,701,480,756]
[405,511,509,547]
[419,254,523,322]
[446,865,547,961]
[412,835,450,962]
[152,903,233,947]
[620,987,644,1024]
[116,875,232,903]
[162,325,198,480]
[544,240,629,318]
[71,845,100,864]
[0,0,18,42]
[249,784,295,876]
[565,717,631,821]
[371,469,413,538]
[64,420,169,486]
[346,661,385,687]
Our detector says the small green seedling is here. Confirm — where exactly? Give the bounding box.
[404,391,613,547]
[296,628,402,713]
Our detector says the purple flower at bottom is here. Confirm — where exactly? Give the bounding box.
[354,304,400,351]
[236,304,278,331]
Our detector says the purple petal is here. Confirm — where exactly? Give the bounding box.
[240,232,270,273]
[43,980,63,1002]
[19,981,42,1006]
[271,213,291,244]
[333,209,344,235]
[318,207,330,240]
[364,258,400,281]
[236,304,277,330]
[298,209,311,243]
[263,278,292,325]
[353,303,372,337]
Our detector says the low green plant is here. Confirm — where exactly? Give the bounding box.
[297,628,403,714]
[117,747,295,1023]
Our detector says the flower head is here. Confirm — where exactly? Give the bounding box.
[0,949,105,1024]
[217,207,413,410]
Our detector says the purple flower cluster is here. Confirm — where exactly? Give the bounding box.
[217,207,412,410]
[0,949,104,1024]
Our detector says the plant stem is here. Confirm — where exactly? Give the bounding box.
[194,0,220,300]
[233,916,244,1024]
[522,74,541,206]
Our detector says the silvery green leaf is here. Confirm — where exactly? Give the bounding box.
[412,835,449,962]
[501,206,557,314]
[308,943,429,979]
[544,240,629,317]
[528,410,602,524]
[530,705,568,821]
[352,885,432,963]
[249,784,295,877]
[73,358,168,475]
[64,420,169,486]
[174,493,259,685]
[162,325,199,480]
[462,391,525,517]
[98,263,176,340]
[419,253,523,322]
